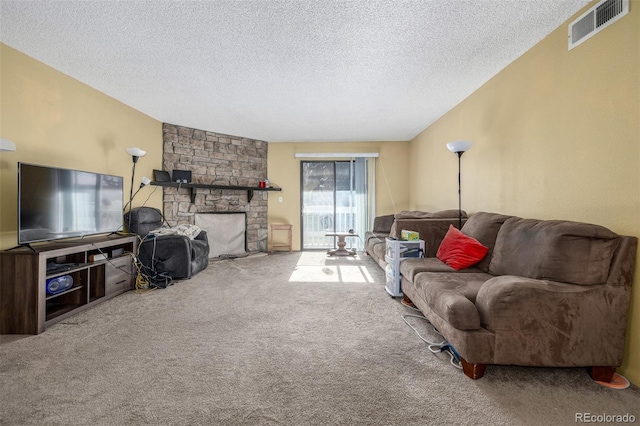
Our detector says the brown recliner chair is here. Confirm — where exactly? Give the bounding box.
[124,207,209,280]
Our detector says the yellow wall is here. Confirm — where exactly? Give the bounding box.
[267,141,410,250]
[0,44,163,250]
[409,3,640,384]
[2,1,638,384]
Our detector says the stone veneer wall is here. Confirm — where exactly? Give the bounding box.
[162,123,269,252]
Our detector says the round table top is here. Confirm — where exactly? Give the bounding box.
[324,232,358,237]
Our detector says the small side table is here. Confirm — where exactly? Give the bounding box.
[270,224,292,254]
[325,231,358,256]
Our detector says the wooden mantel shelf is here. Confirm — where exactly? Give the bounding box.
[150,181,281,203]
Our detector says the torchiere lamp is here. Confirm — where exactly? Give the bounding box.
[125,147,147,232]
[446,140,473,229]
[122,176,151,212]
[0,138,16,152]
[125,147,147,211]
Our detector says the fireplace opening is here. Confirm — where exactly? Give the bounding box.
[195,213,247,259]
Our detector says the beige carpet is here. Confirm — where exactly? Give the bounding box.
[1,252,638,425]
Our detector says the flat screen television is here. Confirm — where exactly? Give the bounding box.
[18,163,124,245]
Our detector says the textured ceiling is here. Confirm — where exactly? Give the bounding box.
[0,0,589,142]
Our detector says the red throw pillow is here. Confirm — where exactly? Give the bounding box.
[437,225,489,270]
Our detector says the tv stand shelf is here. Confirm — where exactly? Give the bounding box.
[0,234,136,334]
[150,181,281,203]
[45,285,83,301]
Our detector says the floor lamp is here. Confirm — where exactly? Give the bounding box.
[0,138,16,152]
[125,147,147,231]
[446,141,472,229]
[122,176,151,212]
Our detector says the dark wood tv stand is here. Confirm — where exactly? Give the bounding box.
[0,234,136,334]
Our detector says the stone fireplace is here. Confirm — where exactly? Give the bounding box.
[161,123,269,252]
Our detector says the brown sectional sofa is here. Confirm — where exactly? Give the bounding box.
[364,209,466,268]
[397,212,637,380]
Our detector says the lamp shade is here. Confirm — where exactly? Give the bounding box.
[126,147,147,157]
[446,140,473,153]
[0,138,16,152]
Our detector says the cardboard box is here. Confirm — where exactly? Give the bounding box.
[401,230,419,241]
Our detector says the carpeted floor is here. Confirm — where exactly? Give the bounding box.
[1,251,638,425]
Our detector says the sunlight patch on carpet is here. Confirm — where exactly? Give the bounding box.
[295,251,367,265]
[289,262,375,284]
[289,252,376,283]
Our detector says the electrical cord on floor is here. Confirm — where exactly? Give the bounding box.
[401,313,462,370]
[120,251,153,292]
[136,237,173,289]
[127,236,157,292]
[401,314,446,348]
[131,255,151,291]
[401,301,423,313]
[151,237,157,273]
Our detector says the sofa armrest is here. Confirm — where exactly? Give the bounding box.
[606,236,637,287]
[475,275,630,366]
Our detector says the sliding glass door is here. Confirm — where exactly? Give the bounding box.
[300,159,369,251]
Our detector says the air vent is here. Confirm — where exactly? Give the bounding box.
[568,0,629,50]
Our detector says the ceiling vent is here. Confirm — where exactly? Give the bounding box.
[568,0,629,50]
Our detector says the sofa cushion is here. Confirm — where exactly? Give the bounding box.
[461,212,514,272]
[391,218,461,256]
[390,210,466,237]
[394,209,465,219]
[413,272,493,330]
[436,225,489,270]
[364,232,387,255]
[400,258,458,282]
[488,218,619,285]
[372,214,395,233]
